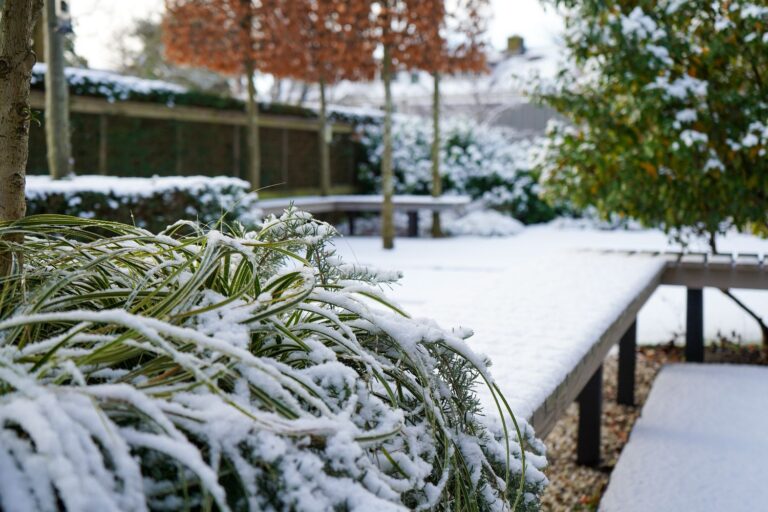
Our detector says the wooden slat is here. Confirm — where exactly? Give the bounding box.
[29,90,353,133]
[530,263,664,438]
[661,263,768,290]
[257,195,471,216]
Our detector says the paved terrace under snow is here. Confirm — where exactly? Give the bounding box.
[335,226,768,424]
[600,364,768,512]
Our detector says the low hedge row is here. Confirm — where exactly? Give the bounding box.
[25,175,262,233]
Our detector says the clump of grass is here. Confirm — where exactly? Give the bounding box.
[0,212,546,511]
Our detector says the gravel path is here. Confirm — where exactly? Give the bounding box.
[539,343,767,511]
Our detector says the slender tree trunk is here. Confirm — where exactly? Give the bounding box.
[381,43,395,249]
[244,59,261,189]
[0,0,43,272]
[43,0,70,179]
[318,78,331,196]
[430,71,442,238]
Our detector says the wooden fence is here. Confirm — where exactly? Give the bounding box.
[27,91,361,196]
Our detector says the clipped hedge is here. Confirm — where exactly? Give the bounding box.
[30,64,379,124]
[25,175,262,232]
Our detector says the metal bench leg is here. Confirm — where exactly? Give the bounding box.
[618,320,637,406]
[686,288,704,362]
[577,365,602,467]
[407,211,419,237]
[347,212,356,236]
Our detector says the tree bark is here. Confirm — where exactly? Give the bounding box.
[430,71,442,238]
[0,0,43,273]
[381,43,395,249]
[318,78,331,196]
[244,58,261,189]
[43,0,70,179]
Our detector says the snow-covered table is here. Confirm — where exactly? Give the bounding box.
[335,234,666,434]
[600,364,768,512]
[335,227,768,464]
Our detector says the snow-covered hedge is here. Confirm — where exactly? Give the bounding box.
[30,64,379,125]
[26,175,261,232]
[0,213,546,511]
[356,116,567,224]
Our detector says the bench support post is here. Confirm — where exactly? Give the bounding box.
[577,364,602,467]
[686,288,704,362]
[347,212,356,236]
[407,211,419,237]
[617,320,637,406]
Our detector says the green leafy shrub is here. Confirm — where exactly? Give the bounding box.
[535,0,768,242]
[0,212,547,511]
[356,115,567,224]
[25,175,262,233]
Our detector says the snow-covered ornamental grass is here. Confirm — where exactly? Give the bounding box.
[356,116,565,224]
[26,175,262,233]
[0,213,546,511]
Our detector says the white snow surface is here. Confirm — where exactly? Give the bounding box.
[600,364,768,512]
[26,175,253,198]
[335,225,768,419]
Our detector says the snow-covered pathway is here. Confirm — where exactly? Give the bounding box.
[334,226,768,419]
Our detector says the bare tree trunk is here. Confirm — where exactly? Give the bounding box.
[43,0,70,179]
[0,0,43,272]
[430,71,442,238]
[318,79,331,196]
[381,43,395,249]
[244,59,261,189]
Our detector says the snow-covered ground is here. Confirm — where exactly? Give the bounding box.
[600,364,768,512]
[334,225,768,417]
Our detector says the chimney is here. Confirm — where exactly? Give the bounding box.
[506,35,526,55]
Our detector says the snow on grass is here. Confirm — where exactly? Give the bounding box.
[334,225,768,419]
[600,364,768,512]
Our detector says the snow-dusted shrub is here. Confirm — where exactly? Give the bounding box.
[0,213,547,511]
[25,175,262,232]
[30,64,378,124]
[356,116,566,224]
[443,209,526,237]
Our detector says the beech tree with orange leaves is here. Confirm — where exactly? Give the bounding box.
[369,0,447,249]
[398,0,489,237]
[163,0,267,188]
[261,0,376,196]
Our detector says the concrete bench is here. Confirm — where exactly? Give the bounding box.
[257,194,471,237]
[600,364,768,511]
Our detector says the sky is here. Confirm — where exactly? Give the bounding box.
[70,0,564,70]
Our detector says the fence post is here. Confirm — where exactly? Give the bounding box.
[617,320,637,406]
[577,365,602,467]
[686,288,704,362]
[98,114,108,175]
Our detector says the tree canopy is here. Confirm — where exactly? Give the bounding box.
[536,0,768,244]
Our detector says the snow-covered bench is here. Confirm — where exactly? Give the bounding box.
[600,364,768,512]
[257,195,471,236]
[336,236,768,468]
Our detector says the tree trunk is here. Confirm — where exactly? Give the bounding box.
[318,79,331,196]
[430,71,442,238]
[381,43,395,249]
[43,0,70,179]
[244,59,261,189]
[0,0,43,272]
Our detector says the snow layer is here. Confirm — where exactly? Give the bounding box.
[600,364,768,512]
[335,225,768,418]
[26,175,253,198]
